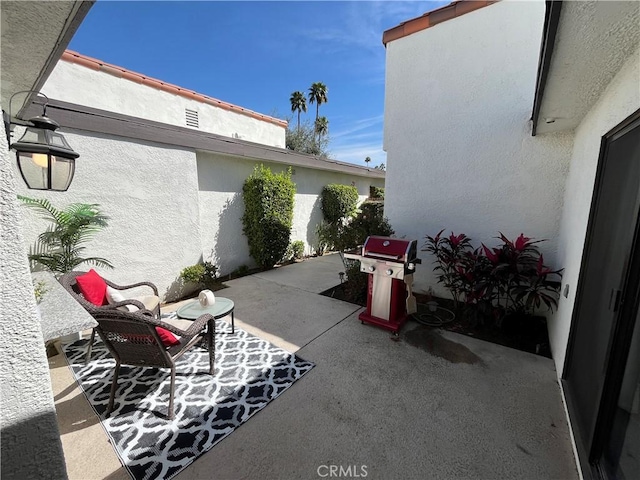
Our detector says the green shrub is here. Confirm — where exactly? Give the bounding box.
[339,201,394,251]
[180,261,218,289]
[180,264,205,284]
[242,165,296,268]
[316,221,339,253]
[282,240,305,262]
[321,184,359,224]
[370,186,385,200]
[291,240,305,260]
[314,223,330,255]
[234,265,250,277]
[316,201,394,253]
[343,260,368,305]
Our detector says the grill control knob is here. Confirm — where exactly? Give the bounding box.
[369,266,375,272]
[386,269,393,276]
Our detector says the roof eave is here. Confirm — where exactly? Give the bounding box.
[61,50,288,128]
[382,1,498,46]
[24,98,384,179]
[530,1,563,136]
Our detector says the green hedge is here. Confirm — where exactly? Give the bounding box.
[242,165,296,268]
[179,261,219,289]
[321,184,359,224]
[369,186,385,200]
[339,201,394,251]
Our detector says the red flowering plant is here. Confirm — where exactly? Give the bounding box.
[424,230,563,324]
[484,233,562,320]
[422,230,473,308]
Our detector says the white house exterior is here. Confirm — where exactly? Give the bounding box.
[15,52,384,301]
[384,0,572,296]
[383,1,640,478]
[43,51,287,148]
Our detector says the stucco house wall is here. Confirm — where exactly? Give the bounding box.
[42,57,286,148]
[197,151,382,275]
[1,120,68,479]
[16,130,204,301]
[16,128,384,301]
[548,48,640,373]
[17,49,384,302]
[383,0,573,295]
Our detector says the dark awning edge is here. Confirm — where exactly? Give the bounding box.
[531,0,563,137]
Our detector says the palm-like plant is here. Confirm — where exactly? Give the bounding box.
[365,156,371,165]
[289,91,307,130]
[315,116,329,137]
[19,195,113,275]
[308,82,328,121]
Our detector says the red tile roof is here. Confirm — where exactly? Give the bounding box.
[382,0,498,45]
[61,50,288,128]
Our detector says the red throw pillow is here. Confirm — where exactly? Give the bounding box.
[156,327,180,347]
[76,269,108,306]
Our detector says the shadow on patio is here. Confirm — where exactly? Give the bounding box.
[49,254,578,479]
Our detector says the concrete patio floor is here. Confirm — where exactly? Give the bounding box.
[49,254,579,479]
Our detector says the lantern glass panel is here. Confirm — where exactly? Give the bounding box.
[48,130,71,149]
[50,156,74,191]
[18,126,47,144]
[17,151,48,190]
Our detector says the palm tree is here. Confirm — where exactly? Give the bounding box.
[315,116,329,137]
[365,156,371,166]
[308,82,328,121]
[289,91,307,130]
[18,195,113,275]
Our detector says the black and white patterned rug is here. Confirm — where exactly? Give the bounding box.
[63,315,314,480]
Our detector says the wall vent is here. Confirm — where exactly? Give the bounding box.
[185,109,199,128]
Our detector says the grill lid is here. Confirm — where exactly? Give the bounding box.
[362,236,416,263]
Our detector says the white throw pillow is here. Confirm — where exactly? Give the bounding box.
[106,286,138,312]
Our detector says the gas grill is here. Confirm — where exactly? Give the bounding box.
[344,236,421,334]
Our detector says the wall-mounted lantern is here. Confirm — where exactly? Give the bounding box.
[5,91,79,191]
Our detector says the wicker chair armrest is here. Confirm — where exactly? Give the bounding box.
[105,280,159,296]
[133,313,213,339]
[102,299,147,311]
[182,314,215,338]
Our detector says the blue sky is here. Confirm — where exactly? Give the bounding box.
[69,1,448,167]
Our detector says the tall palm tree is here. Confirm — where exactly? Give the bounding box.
[315,116,329,137]
[365,156,371,166]
[289,91,307,130]
[308,82,328,121]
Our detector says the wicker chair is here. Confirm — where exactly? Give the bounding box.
[60,271,216,419]
[60,271,162,363]
[92,307,214,419]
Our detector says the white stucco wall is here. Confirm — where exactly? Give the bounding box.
[548,48,640,375]
[16,130,204,302]
[197,151,384,275]
[1,120,68,478]
[42,61,286,148]
[383,0,573,295]
[15,128,384,300]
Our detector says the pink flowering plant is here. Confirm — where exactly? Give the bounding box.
[423,230,563,323]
